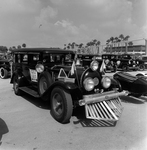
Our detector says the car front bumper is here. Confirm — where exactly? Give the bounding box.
[79,90,127,121]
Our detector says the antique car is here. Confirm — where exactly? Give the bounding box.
[136,55,147,70]
[113,71,147,99]
[102,54,117,72]
[102,53,139,72]
[10,48,127,124]
[0,54,11,79]
[117,54,138,71]
[77,53,102,67]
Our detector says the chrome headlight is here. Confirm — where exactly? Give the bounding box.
[35,64,44,73]
[90,61,99,71]
[83,77,95,91]
[93,77,99,86]
[101,76,111,88]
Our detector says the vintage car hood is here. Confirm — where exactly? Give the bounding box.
[51,65,85,77]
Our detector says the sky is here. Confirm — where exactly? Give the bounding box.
[0,0,146,49]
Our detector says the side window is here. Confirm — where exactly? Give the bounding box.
[33,54,39,61]
[50,54,63,64]
[28,54,40,64]
[16,54,21,63]
[43,54,49,63]
[14,54,21,63]
[65,54,72,61]
[22,54,28,64]
[50,54,55,62]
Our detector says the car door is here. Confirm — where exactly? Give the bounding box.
[28,53,40,82]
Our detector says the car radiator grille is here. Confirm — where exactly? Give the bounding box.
[85,97,123,121]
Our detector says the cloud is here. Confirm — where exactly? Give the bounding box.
[0,0,146,48]
[55,20,79,35]
[34,5,58,30]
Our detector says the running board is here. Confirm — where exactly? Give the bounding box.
[19,86,40,98]
[85,97,123,121]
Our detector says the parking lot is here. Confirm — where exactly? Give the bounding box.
[0,73,147,150]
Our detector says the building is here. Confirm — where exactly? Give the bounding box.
[103,45,146,55]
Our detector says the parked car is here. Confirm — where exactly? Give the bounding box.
[113,71,147,98]
[0,55,11,79]
[77,53,102,68]
[136,55,147,70]
[103,53,139,71]
[102,54,117,72]
[10,48,126,124]
[117,54,138,71]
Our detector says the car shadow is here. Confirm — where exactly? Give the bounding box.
[120,95,146,104]
[72,107,117,127]
[21,93,50,110]
[0,118,9,145]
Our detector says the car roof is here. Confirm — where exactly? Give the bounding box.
[102,53,118,55]
[11,48,76,54]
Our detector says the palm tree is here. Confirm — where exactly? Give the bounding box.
[114,37,119,53]
[128,41,133,46]
[119,34,124,41]
[22,43,26,48]
[96,41,101,54]
[106,39,111,53]
[17,45,21,49]
[71,42,75,49]
[64,44,66,49]
[124,35,130,53]
[119,34,124,53]
[78,43,83,48]
[109,37,114,53]
[67,43,71,49]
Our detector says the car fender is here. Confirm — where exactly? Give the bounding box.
[10,71,24,83]
[41,80,83,103]
[111,77,122,91]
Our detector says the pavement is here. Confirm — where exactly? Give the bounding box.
[0,73,147,150]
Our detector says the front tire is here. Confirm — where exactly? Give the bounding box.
[0,67,8,79]
[51,87,73,124]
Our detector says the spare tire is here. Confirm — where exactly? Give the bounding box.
[0,67,8,79]
[38,72,53,96]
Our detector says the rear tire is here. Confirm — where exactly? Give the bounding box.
[51,87,73,124]
[0,67,8,79]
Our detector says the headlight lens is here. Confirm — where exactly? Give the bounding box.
[93,77,99,86]
[90,61,99,71]
[35,64,44,73]
[83,77,95,91]
[101,76,111,88]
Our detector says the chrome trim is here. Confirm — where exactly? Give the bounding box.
[79,90,128,106]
